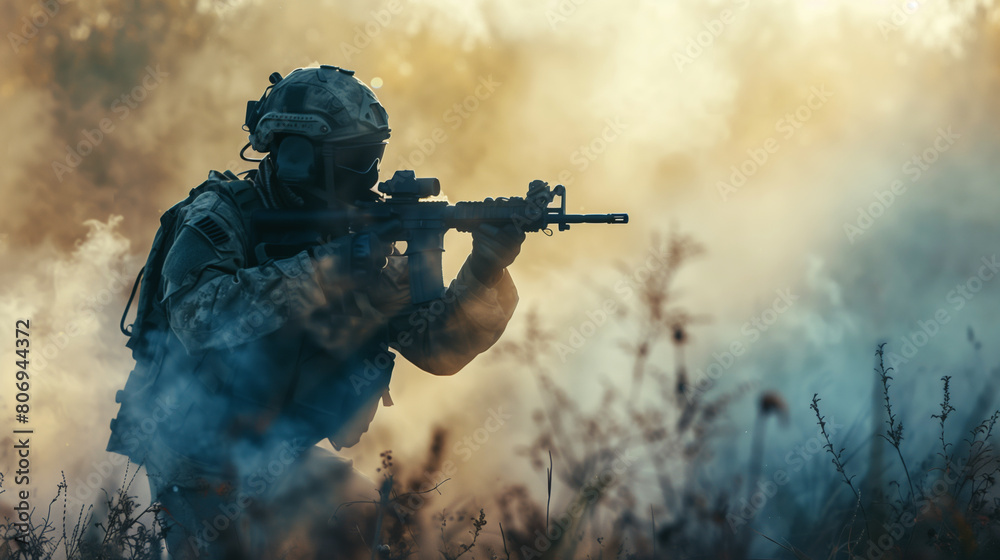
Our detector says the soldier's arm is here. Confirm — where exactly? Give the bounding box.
[374,256,518,376]
[160,191,355,354]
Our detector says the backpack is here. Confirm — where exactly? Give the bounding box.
[107,170,261,459]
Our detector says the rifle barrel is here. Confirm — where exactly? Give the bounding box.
[550,213,629,225]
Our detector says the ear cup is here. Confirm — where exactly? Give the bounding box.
[275,136,317,185]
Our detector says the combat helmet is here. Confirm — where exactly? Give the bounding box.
[243,65,390,207]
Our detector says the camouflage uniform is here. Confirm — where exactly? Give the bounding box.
[108,64,522,559]
[137,162,518,558]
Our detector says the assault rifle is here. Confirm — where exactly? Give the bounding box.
[252,170,629,304]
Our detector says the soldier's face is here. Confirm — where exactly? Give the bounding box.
[324,141,386,203]
[274,135,385,208]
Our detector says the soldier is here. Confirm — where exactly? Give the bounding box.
[107,65,523,559]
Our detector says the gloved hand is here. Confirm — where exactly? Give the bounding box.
[468,221,526,286]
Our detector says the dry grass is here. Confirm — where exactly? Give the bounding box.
[4,232,1000,559]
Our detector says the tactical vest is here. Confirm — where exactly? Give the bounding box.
[108,170,395,461]
[107,170,263,459]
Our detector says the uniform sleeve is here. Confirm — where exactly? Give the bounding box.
[160,191,352,354]
[371,255,518,376]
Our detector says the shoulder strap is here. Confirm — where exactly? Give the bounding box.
[120,170,263,347]
[203,169,262,218]
[209,170,264,265]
